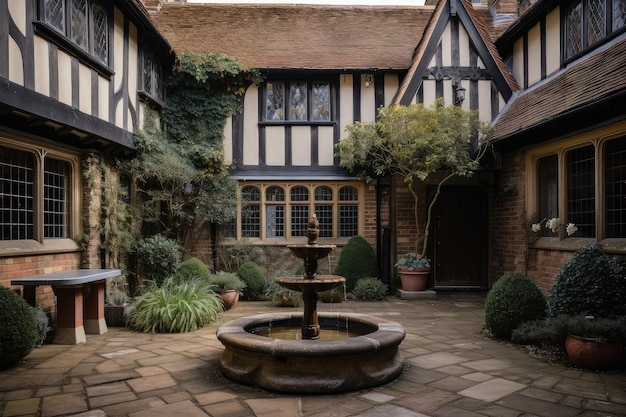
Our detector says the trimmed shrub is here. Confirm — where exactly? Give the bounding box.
[546,244,626,318]
[237,261,266,300]
[334,235,378,291]
[0,286,40,369]
[485,272,546,340]
[32,307,52,346]
[174,257,212,284]
[126,277,222,333]
[136,235,182,286]
[511,316,569,348]
[353,278,388,301]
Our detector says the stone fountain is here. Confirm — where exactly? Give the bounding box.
[217,215,406,393]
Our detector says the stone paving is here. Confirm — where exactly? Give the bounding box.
[1,294,625,417]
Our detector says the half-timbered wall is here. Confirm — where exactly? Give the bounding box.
[407,18,505,123]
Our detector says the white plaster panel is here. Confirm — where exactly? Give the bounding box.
[8,1,26,36]
[113,8,124,92]
[34,37,50,96]
[79,64,91,114]
[8,38,23,86]
[422,79,437,105]
[477,56,485,69]
[265,127,286,166]
[243,85,259,165]
[528,24,541,86]
[546,8,561,76]
[442,25,451,67]
[443,78,454,107]
[98,75,109,120]
[361,74,376,122]
[127,23,138,128]
[115,99,124,129]
[224,116,233,165]
[478,80,492,123]
[339,74,353,139]
[459,24,470,67]
[318,126,335,166]
[384,74,399,107]
[291,126,311,166]
[512,38,524,87]
[58,51,72,106]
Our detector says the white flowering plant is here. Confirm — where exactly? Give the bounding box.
[531,218,578,236]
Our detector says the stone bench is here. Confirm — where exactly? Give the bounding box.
[11,269,121,344]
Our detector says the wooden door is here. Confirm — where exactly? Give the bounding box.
[432,186,487,289]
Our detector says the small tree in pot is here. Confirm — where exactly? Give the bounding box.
[336,99,490,289]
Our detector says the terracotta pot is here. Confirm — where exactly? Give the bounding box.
[220,290,239,310]
[398,268,429,291]
[565,334,623,370]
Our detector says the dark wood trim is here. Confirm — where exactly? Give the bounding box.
[122,17,129,131]
[49,44,58,100]
[311,125,319,167]
[374,73,385,111]
[523,33,529,89]
[230,165,350,178]
[490,82,499,122]
[232,111,243,166]
[352,74,361,122]
[71,57,79,108]
[0,77,134,150]
[540,16,547,80]
[451,15,460,68]
[91,69,98,116]
[284,126,291,166]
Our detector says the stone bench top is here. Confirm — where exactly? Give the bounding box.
[11,269,121,286]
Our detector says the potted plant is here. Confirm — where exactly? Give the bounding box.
[394,252,430,291]
[105,276,132,326]
[208,271,246,310]
[564,315,626,370]
[337,99,489,291]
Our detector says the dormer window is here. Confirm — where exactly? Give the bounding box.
[264,81,332,123]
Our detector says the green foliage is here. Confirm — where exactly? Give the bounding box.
[174,257,212,283]
[319,287,345,303]
[237,261,266,300]
[208,271,246,295]
[485,272,546,340]
[511,316,569,347]
[394,252,430,270]
[546,244,626,318]
[32,307,52,346]
[126,278,222,333]
[565,315,626,343]
[136,235,182,286]
[353,278,388,301]
[336,100,490,258]
[0,286,39,369]
[334,236,378,291]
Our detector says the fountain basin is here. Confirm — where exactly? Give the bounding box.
[217,312,406,393]
[287,244,336,260]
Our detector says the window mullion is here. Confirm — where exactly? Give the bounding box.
[596,140,604,239]
[34,152,46,243]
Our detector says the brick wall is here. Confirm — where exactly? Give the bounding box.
[393,176,427,257]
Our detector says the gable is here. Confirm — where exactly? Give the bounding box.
[394,0,518,109]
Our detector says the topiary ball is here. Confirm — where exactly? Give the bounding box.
[334,236,378,291]
[237,261,266,300]
[484,271,546,340]
[546,244,626,318]
[0,286,40,370]
[174,257,212,284]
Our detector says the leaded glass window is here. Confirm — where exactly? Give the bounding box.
[241,186,260,238]
[312,82,331,121]
[567,145,596,237]
[614,0,626,30]
[566,1,584,58]
[339,186,358,238]
[315,186,333,238]
[587,0,606,45]
[92,2,108,64]
[537,155,559,237]
[266,82,285,120]
[263,81,331,122]
[289,82,308,121]
[70,0,88,50]
[43,158,69,238]
[44,0,65,33]
[0,147,34,240]
[266,186,285,238]
[605,137,626,237]
[290,186,309,237]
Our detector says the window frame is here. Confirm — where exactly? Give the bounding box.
[261,79,335,126]
[563,0,626,63]
[0,133,81,256]
[233,182,364,243]
[35,0,113,77]
[526,121,626,250]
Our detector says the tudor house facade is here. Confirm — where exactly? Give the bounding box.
[0,0,171,309]
[489,0,626,292]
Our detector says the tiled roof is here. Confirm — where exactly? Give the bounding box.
[491,35,626,143]
[148,3,434,70]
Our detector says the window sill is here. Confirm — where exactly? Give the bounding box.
[259,121,336,127]
[529,237,626,254]
[0,239,81,258]
[219,237,352,247]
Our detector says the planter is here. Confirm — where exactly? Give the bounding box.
[104,304,129,326]
[220,290,240,310]
[398,268,429,291]
[565,334,623,370]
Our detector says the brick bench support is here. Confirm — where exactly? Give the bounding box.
[12,269,121,345]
